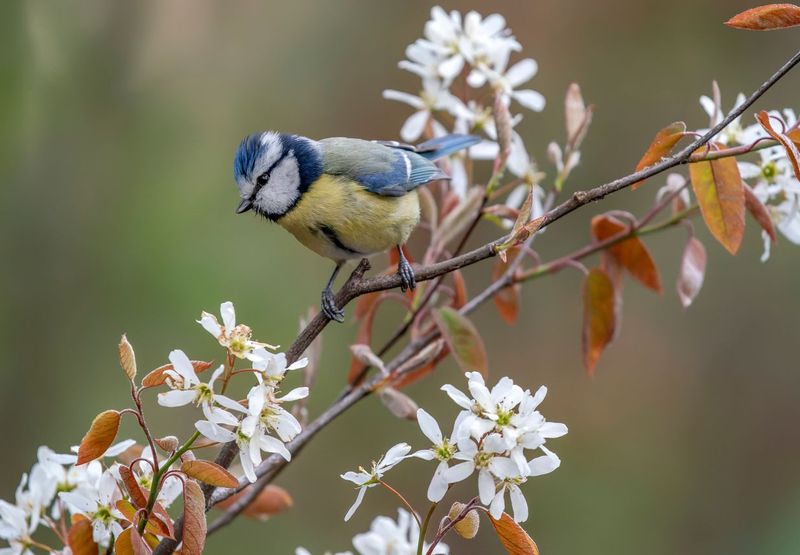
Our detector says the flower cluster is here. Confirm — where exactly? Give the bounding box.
[297,508,448,555]
[690,87,800,260]
[0,439,135,552]
[341,373,567,525]
[384,6,553,214]
[161,302,309,483]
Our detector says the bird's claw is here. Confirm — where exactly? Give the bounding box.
[397,255,416,293]
[321,287,345,323]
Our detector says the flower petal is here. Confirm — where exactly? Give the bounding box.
[478,469,496,505]
[344,486,366,522]
[427,462,449,502]
[400,110,429,142]
[416,409,443,445]
[157,389,197,408]
[513,90,546,112]
[220,301,236,330]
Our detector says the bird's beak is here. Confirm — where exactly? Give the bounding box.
[236,199,253,214]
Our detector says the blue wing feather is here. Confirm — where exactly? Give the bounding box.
[319,135,475,198]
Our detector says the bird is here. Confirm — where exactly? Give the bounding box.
[232,131,481,322]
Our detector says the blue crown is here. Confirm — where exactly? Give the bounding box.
[233,133,265,182]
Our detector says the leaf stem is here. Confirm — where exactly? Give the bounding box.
[416,502,438,555]
[138,431,200,534]
[379,480,421,526]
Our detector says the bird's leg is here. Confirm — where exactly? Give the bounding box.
[321,261,345,323]
[396,245,416,293]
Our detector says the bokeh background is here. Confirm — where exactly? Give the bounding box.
[2,1,800,553]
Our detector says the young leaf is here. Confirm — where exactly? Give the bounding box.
[391,340,448,389]
[182,480,207,555]
[633,122,687,190]
[582,268,617,374]
[115,528,135,555]
[141,360,214,388]
[433,307,489,377]
[565,83,593,150]
[451,269,468,309]
[726,3,800,30]
[677,237,707,308]
[118,465,149,508]
[119,334,137,381]
[756,110,800,179]
[116,500,172,538]
[489,512,540,555]
[77,410,120,465]
[591,215,663,292]
[68,519,98,555]
[492,248,522,324]
[115,526,150,555]
[689,155,745,254]
[215,484,293,520]
[418,186,439,233]
[181,460,239,489]
[744,183,778,242]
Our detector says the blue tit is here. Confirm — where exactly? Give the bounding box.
[233,131,480,322]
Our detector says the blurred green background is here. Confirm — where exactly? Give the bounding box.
[2,1,800,553]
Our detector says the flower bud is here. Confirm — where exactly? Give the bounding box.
[378,387,419,420]
[155,436,179,452]
[448,502,480,539]
[180,450,196,464]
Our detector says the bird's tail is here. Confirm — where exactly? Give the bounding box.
[416,134,482,160]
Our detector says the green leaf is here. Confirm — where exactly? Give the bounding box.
[433,307,488,377]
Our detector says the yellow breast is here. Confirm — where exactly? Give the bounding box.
[277,174,421,261]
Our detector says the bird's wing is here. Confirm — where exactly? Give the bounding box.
[319,137,448,197]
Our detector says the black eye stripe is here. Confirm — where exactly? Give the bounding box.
[252,149,291,197]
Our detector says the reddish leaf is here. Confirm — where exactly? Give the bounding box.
[378,387,419,420]
[77,410,120,465]
[391,340,449,389]
[492,248,522,324]
[215,484,293,520]
[115,526,151,555]
[119,334,137,381]
[451,269,468,309]
[181,460,239,488]
[677,237,707,308]
[68,519,98,555]
[489,512,540,555]
[418,186,439,232]
[633,122,687,189]
[433,307,488,377]
[591,215,663,292]
[689,154,745,254]
[116,500,170,538]
[726,3,800,30]
[118,465,149,509]
[115,528,135,555]
[582,268,616,374]
[743,183,778,242]
[433,186,485,248]
[141,360,214,388]
[182,481,207,555]
[757,111,800,179]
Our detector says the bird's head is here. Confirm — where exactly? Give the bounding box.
[233,131,321,220]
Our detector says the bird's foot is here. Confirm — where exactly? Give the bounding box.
[321,287,345,323]
[397,253,416,293]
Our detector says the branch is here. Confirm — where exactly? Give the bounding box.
[152,47,800,555]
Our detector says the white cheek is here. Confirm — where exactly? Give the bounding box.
[255,154,301,216]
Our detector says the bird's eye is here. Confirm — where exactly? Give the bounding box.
[256,173,269,187]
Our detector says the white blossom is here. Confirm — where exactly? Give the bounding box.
[157,350,245,426]
[59,468,124,545]
[352,508,449,554]
[340,443,411,522]
[383,80,452,142]
[198,301,275,361]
